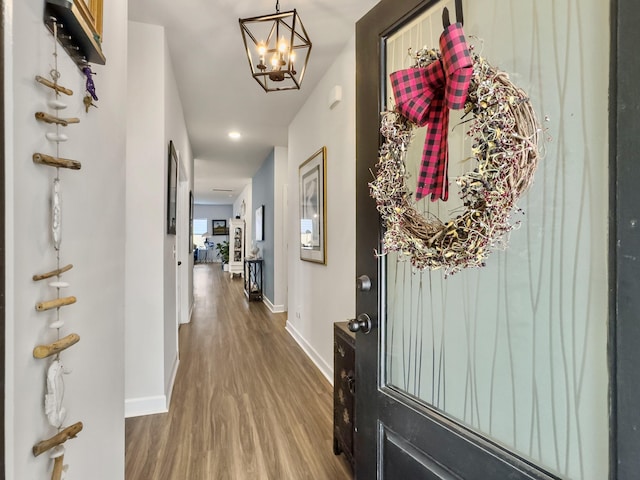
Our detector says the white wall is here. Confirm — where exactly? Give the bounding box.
[125,21,165,417]
[125,21,192,417]
[5,1,128,478]
[286,36,357,382]
[273,146,288,311]
[163,29,193,398]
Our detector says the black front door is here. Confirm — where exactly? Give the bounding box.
[353,0,636,478]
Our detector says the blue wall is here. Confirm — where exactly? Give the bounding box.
[252,150,275,302]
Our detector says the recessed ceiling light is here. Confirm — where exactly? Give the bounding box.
[228,131,241,140]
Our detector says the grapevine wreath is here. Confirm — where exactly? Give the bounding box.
[369,22,541,277]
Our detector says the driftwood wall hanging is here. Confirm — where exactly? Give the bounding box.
[370,0,542,277]
[32,18,84,480]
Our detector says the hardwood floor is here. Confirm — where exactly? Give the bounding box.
[125,264,352,480]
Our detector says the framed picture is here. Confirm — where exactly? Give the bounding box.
[188,191,194,253]
[255,205,264,242]
[299,147,327,264]
[167,140,177,235]
[212,219,227,235]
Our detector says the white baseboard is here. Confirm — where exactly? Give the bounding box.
[189,298,194,321]
[165,355,180,408]
[285,320,333,385]
[124,395,168,418]
[263,296,286,313]
[125,356,179,418]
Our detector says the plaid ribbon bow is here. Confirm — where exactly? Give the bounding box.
[390,23,472,201]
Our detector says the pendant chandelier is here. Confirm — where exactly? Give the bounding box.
[239,0,312,92]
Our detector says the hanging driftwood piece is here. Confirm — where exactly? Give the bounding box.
[36,296,76,312]
[33,333,80,359]
[33,153,81,170]
[35,75,73,96]
[35,112,69,126]
[32,421,83,456]
[33,264,73,282]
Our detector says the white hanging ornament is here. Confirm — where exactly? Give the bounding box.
[52,179,61,251]
[44,360,67,428]
[47,99,68,110]
[49,320,65,330]
[46,132,68,142]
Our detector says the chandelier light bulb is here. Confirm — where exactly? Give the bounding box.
[257,43,266,56]
[271,55,279,68]
[278,37,287,54]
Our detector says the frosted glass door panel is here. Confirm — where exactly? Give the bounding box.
[384,1,609,479]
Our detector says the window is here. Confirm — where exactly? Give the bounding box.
[193,218,208,235]
[193,218,208,249]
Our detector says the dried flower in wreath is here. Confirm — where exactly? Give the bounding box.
[370,45,541,277]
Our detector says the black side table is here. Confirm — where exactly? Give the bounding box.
[244,259,263,301]
[333,321,356,470]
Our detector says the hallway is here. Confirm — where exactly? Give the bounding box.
[125,264,351,479]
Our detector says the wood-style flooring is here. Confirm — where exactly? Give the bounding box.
[125,264,352,480]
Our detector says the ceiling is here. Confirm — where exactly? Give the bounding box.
[128,0,380,204]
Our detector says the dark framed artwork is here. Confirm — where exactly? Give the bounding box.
[299,147,326,264]
[212,219,227,235]
[167,140,177,235]
[188,190,194,252]
[255,205,264,242]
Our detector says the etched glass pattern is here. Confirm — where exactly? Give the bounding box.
[384,1,609,478]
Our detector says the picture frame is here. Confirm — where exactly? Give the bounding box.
[212,220,227,235]
[299,147,327,264]
[167,140,178,235]
[255,205,264,242]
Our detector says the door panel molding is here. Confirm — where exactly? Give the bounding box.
[356,3,432,479]
[381,425,460,480]
[610,0,640,478]
[379,389,558,479]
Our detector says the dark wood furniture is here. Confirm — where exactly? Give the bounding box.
[333,321,355,470]
[243,258,263,301]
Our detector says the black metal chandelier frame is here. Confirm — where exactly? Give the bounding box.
[239,1,312,92]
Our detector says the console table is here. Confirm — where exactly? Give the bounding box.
[243,259,263,301]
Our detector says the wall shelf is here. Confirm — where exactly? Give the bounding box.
[44,0,106,67]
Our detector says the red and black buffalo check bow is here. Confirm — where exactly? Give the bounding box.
[390,23,472,201]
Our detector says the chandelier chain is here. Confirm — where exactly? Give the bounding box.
[276,0,280,12]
